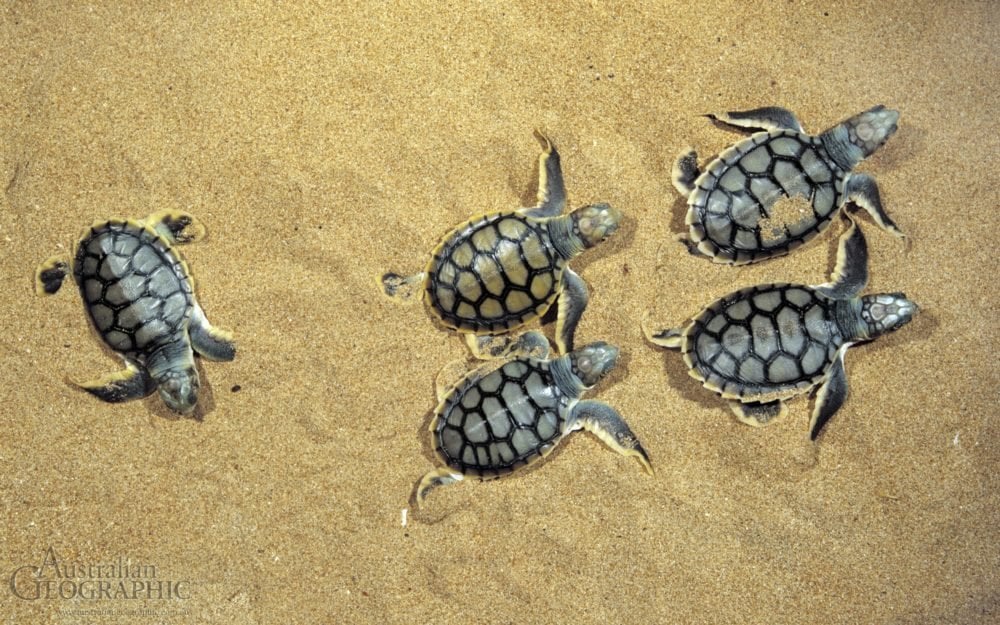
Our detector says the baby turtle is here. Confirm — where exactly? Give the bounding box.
[672,105,905,265]
[646,216,916,439]
[35,210,235,415]
[382,131,621,356]
[416,331,652,505]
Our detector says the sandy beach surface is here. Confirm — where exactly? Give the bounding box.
[1,2,997,623]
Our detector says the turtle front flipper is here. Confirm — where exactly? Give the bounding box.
[77,360,156,404]
[143,210,206,245]
[671,148,701,196]
[817,216,869,300]
[730,399,787,427]
[555,268,589,354]
[35,255,71,295]
[415,467,464,507]
[189,305,236,362]
[707,107,804,133]
[380,271,425,302]
[572,400,653,475]
[844,173,905,240]
[522,130,566,219]
[810,350,850,440]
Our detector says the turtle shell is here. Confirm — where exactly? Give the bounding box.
[688,130,848,264]
[425,212,564,334]
[432,357,572,479]
[73,220,194,359]
[679,283,846,401]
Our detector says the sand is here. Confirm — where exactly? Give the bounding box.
[1,2,997,623]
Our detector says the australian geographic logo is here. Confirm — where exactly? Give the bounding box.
[9,546,191,601]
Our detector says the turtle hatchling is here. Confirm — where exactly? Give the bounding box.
[646,216,916,439]
[416,331,652,505]
[382,131,621,356]
[672,105,905,264]
[35,210,235,415]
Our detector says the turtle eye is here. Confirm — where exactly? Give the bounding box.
[570,342,619,386]
[576,354,593,370]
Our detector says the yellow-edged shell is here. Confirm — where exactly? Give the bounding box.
[425,211,564,334]
[678,283,844,403]
[686,130,846,265]
[72,217,196,358]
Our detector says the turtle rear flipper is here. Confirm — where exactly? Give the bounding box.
[381,271,424,301]
[643,322,684,350]
[671,148,701,196]
[730,399,787,427]
[77,361,156,404]
[415,467,464,507]
[35,256,71,295]
[466,334,518,360]
[466,330,550,361]
[707,107,804,133]
[143,209,206,245]
[189,305,236,362]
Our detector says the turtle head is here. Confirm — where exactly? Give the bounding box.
[822,105,899,168]
[842,105,899,158]
[156,366,201,415]
[859,292,917,339]
[569,342,620,388]
[571,203,622,248]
